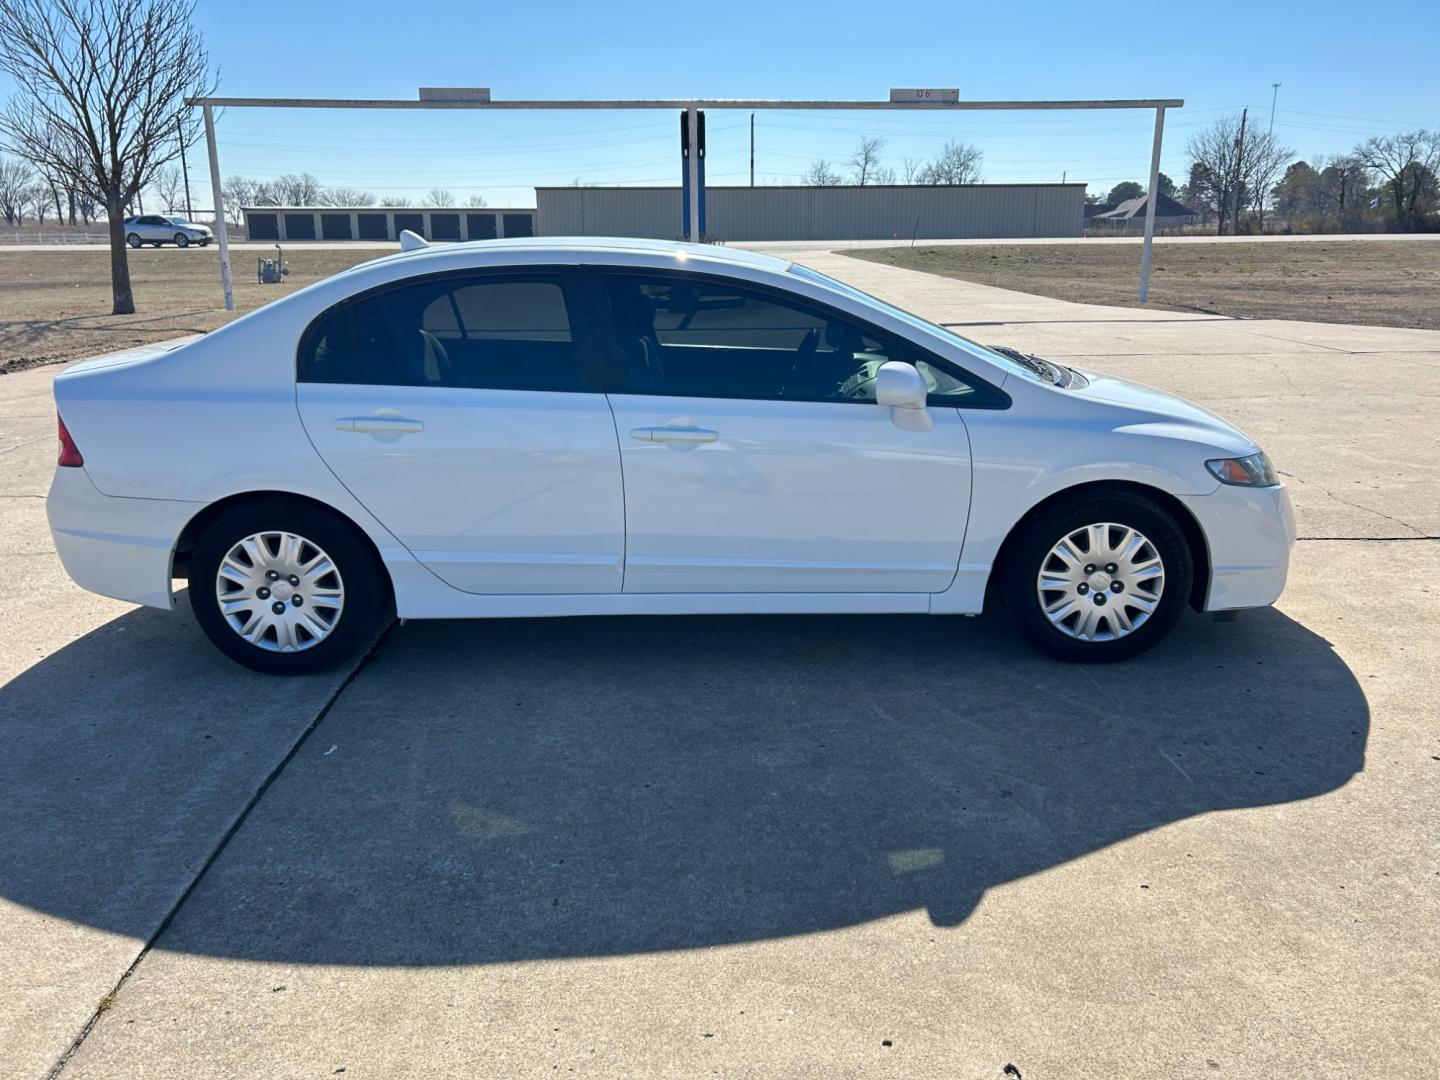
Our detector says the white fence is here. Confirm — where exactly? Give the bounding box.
[2,229,110,244]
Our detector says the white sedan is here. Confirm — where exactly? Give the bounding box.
[46,237,1294,673]
[123,214,213,248]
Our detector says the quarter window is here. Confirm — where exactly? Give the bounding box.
[603,274,992,405]
[300,275,586,391]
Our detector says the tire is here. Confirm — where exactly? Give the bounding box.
[1002,491,1192,663]
[188,499,391,674]
[126,232,141,248]
[174,233,189,248]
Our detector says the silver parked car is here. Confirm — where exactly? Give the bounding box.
[123,215,213,248]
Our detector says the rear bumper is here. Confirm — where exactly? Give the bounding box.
[46,467,198,609]
[1178,483,1296,611]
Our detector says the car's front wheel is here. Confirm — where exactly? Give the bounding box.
[1003,492,1192,663]
[188,500,390,674]
[174,233,189,247]
[126,232,141,248]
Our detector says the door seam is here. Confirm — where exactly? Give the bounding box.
[602,392,629,593]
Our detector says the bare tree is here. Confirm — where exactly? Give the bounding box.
[73,187,97,223]
[152,164,184,211]
[1354,130,1440,224]
[220,173,258,223]
[901,157,924,184]
[425,187,456,207]
[321,186,375,207]
[1242,130,1294,229]
[916,140,983,185]
[0,0,214,313]
[847,136,887,185]
[270,172,322,205]
[23,179,48,223]
[801,159,842,186]
[1186,115,1247,234]
[0,153,33,223]
[379,194,408,207]
[467,193,489,207]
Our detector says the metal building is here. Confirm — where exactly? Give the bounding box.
[535,184,1084,242]
[240,206,537,242]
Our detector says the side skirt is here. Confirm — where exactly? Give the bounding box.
[387,563,992,619]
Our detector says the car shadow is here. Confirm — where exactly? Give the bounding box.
[0,602,1367,966]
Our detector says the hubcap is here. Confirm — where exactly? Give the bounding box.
[214,531,345,652]
[1036,522,1165,642]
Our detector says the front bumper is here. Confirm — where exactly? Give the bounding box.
[1177,483,1297,611]
[46,467,198,609]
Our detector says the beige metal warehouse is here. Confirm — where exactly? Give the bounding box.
[536,183,1084,242]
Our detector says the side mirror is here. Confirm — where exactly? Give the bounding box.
[875,361,933,431]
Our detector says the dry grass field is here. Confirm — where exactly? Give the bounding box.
[0,247,378,372]
[850,239,1440,330]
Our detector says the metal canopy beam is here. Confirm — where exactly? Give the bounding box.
[193,93,1183,312]
[190,96,1182,111]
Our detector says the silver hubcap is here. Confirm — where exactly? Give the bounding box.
[1036,522,1165,642]
[214,531,345,653]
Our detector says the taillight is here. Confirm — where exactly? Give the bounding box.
[57,413,84,467]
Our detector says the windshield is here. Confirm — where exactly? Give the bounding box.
[167,216,191,225]
[787,263,1055,384]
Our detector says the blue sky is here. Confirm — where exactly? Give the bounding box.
[8,0,1439,206]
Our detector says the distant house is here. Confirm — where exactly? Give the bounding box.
[1089,193,1202,228]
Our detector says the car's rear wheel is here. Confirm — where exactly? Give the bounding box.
[1003,492,1192,663]
[188,500,390,674]
[126,232,141,248]
[174,233,189,247]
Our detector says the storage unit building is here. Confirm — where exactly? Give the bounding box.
[240,206,537,243]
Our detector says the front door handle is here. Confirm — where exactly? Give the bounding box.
[630,425,719,444]
[335,416,425,434]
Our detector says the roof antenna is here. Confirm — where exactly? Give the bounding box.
[399,229,429,252]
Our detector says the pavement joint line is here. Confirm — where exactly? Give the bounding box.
[1222,327,1354,354]
[1296,535,1440,542]
[40,620,397,1080]
[1281,472,1431,538]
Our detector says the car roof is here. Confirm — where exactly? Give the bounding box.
[343,236,792,276]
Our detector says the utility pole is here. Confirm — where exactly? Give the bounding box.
[1268,83,1280,137]
[177,117,193,221]
[1231,106,1248,234]
[749,111,755,187]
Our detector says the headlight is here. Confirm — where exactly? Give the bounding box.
[1206,451,1279,487]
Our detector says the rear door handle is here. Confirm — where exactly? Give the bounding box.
[335,417,425,434]
[630,426,719,444]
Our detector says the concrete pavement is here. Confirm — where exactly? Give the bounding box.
[0,253,1436,1079]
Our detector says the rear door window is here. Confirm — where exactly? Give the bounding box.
[300,272,592,392]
